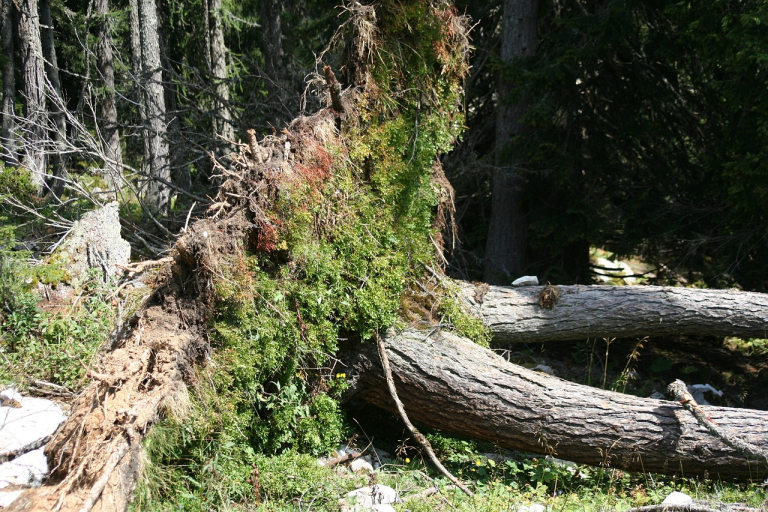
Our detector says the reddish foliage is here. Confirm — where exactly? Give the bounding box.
[255,219,280,252]
[296,137,333,187]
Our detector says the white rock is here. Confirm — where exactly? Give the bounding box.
[649,390,666,400]
[345,485,399,507]
[516,504,546,512]
[687,384,723,406]
[349,457,374,473]
[370,448,391,470]
[512,276,539,287]
[534,364,554,376]
[371,505,396,512]
[594,257,636,284]
[480,452,510,463]
[0,490,24,508]
[0,389,22,407]
[662,491,692,505]
[0,448,48,488]
[0,394,66,489]
[0,396,66,453]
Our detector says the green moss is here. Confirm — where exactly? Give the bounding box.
[136,2,471,508]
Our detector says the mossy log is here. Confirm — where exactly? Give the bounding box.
[461,282,768,343]
[346,328,768,481]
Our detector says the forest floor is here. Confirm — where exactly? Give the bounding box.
[308,335,768,512]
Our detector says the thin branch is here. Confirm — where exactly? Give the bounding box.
[375,331,474,497]
[667,379,768,469]
[0,435,52,464]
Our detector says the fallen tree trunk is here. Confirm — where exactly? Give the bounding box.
[461,282,768,343]
[347,328,768,481]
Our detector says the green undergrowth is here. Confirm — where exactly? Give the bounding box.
[137,424,767,511]
[133,2,486,509]
[0,251,117,391]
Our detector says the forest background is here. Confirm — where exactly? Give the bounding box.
[2,0,767,291]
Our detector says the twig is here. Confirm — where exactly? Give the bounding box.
[402,486,439,502]
[667,379,768,469]
[0,435,52,464]
[183,201,197,233]
[375,332,474,497]
[115,256,173,275]
[324,443,371,468]
[28,379,75,398]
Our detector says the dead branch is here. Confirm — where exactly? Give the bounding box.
[375,332,474,497]
[667,379,768,470]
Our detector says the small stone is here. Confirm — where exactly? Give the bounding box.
[512,276,539,286]
[516,504,546,512]
[534,364,554,376]
[350,458,374,473]
[662,491,692,505]
[345,485,399,507]
[0,388,22,408]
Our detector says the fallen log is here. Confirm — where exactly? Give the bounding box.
[461,282,768,343]
[346,328,768,481]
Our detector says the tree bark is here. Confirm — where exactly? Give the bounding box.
[39,0,66,197]
[17,0,48,193]
[484,0,538,285]
[260,0,283,74]
[207,0,234,145]
[136,0,170,216]
[1,0,16,163]
[94,0,123,195]
[128,0,150,178]
[347,328,768,480]
[461,282,768,343]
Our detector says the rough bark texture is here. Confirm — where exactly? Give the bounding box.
[137,0,170,215]
[39,0,66,197]
[260,0,283,74]
[208,0,234,145]
[1,0,16,163]
[94,0,123,194]
[461,282,768,343]
[484,0,538,285]
[128,0,150,176]
[17,0,48,192]
[347,328,768,480]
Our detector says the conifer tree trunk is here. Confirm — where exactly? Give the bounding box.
[260,0,283,74]
[39,0,66,197]
[1,0,16,163]
[484,0,538,285]
[17,0,48,193]
[94,0,123,195]
[208,0,234,146]
[136,0,170,216]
